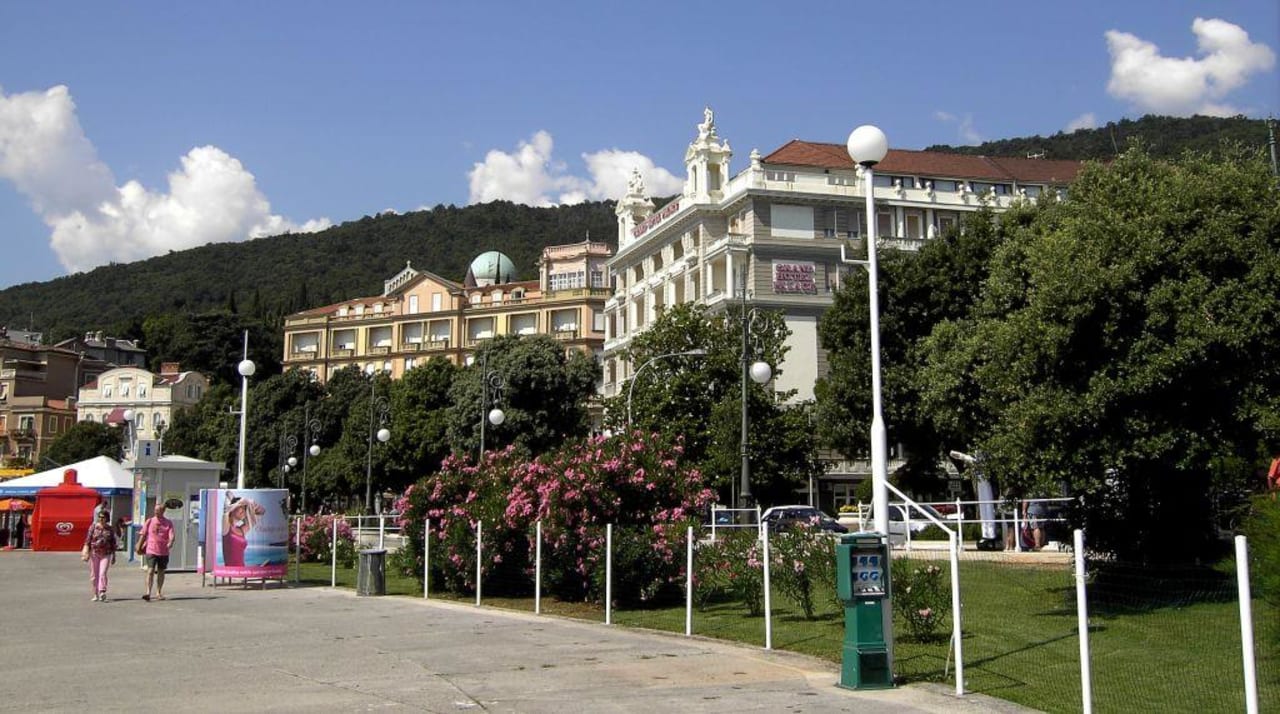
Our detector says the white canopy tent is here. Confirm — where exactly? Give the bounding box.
[0,456,134,497]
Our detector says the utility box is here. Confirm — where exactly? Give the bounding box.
[836,532,893,690]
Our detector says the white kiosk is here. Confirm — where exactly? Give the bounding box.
[127,440,223,571]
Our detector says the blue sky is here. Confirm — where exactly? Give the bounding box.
[0,1,1276,291]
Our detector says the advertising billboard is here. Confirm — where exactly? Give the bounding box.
[203,489,289,579]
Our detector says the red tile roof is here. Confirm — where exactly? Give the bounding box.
[762,140,1083,184]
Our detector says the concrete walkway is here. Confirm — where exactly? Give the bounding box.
[1,551,1035,713]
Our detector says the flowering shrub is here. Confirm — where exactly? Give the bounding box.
[397,432,712,604]
[694,530,765,616]
[891,559,951,641]
[291,515,356,568]
[769,521,836,619]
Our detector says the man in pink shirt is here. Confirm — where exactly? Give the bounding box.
[140,503,176,601]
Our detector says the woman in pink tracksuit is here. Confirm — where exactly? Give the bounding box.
[82,510,118,602]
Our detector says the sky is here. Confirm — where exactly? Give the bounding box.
[0,1,1276,292]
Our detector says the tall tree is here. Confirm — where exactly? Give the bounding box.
[45,422,125,464]
[446,335,599,459]
[918,146,1280,562]
[609,302,823,505]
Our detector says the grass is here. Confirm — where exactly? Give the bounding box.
[292,555,1278,714]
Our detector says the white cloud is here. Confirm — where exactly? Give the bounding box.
[1105,18,1276,116]
[0,84,330,274]
[1066,113,1098,132]
[934,111,983,145]
[467,131,682,207]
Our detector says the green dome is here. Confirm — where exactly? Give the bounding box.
[468,251,518,286]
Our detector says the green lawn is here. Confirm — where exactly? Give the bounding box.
[293,556,1278,714]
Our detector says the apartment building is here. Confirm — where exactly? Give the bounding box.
[604,109,1082,507]
[0,338,107,467]
[282,241,613,380]
[77,362,210,443]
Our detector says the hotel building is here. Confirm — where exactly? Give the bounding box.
[281,241,612,380]
[604,110,1081,508]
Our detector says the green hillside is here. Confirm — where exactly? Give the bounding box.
[926,114,1272,160]
[0,200,618,345]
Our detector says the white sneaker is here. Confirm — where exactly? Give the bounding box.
[91,594,100,602]
[98,593,108,602]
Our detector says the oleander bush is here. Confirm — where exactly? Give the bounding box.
[290,515,356,568]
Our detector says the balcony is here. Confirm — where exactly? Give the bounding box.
[546,288,612,300]
[424,339,450,351]
[331,348,355,358]
[367,345,391,356]
[9,428,35,441]
[552,329,580,341]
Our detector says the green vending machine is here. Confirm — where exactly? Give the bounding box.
[836,532,893,689]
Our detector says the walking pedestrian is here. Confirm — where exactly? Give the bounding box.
[139,503,176,601]
[81,510,118,602]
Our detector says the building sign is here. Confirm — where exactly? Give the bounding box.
[772,261,817,295]
[632,199,681,239]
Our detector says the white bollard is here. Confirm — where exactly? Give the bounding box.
[605,524,613,626]
[1236,536,1259,714]
[378,514,385,551]
[950,530,965,695]
[294,516,302,584]
[331,517,339,588]
[535,521,542,615]
[762,526,772,650]
[475,520,483,607]
[686,526,694,637]
[423,517,430,599]
[710,506,718,543]
[1074,529,1093,714]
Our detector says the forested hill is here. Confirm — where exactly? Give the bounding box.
[0,200,618,345]
[926,114,1272,160]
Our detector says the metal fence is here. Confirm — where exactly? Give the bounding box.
[306,511,1272,713]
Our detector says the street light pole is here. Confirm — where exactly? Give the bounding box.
[625,349,707,429]
[478,352,506,460]
[236,331,255,490]
[738,270,773,510]
[300,403,321,514]
[846,124,891,537]
[365,379,391,514]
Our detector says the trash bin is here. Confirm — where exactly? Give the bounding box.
[356,549,386,596]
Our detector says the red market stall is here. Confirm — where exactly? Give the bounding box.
[30,469,101,552]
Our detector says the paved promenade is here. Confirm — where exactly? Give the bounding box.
[1,551,1033,713]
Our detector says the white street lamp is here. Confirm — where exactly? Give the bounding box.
[365,380,391,514]
[846,124,890,538]
[236,346,255,490]
[478,353,505,459]
[625,349,707,429]
[739,299,772,509]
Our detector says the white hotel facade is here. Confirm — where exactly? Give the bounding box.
[602,110,1080,505]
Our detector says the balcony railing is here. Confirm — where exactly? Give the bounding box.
[9,428,35,441]
[331,347,355,358]
[552,329,580,341]
[367,345,391,355]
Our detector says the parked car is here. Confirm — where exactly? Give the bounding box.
[761,505,848,534]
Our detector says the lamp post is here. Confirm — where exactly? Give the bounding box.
[299,405,321,514]
[236,331,255,490]
[738,272,773,510]
[846,124,890,537]
[280,434,297,489]
[121,408,136,459]
[365,381,391,514]
[478,353,506,459]
[625,349,707,429]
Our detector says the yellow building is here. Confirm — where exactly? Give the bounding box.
[282,241,612,380]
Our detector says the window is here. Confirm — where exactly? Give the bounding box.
[770,204,815,239]
[373,303,383,314]
[930,179,958,192]
[408,295,419,314]
[877,210,894,237]
[153,413,163,432]
[550,271,586,290]
[103,386,112,398]
[590,270,605,288]
[338,307,348,317]
[48,416,57,435]
[431,293,442,311]
[593,310,606,333]
[383,361,392,373]
[355,304,365,315]
[765,170,796,182]
[406,357,417,370]
[905,212,923,240]
[138,384,147,397]
[832,482,860,510]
